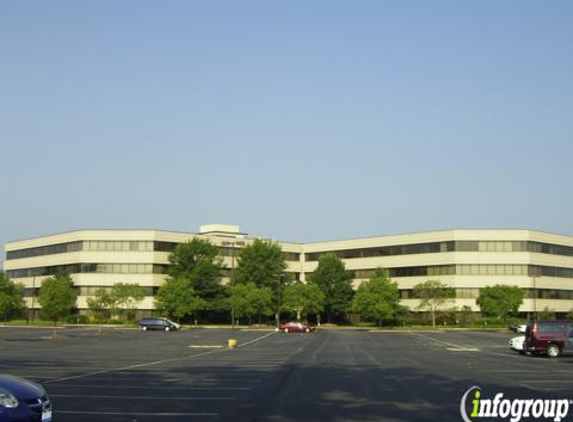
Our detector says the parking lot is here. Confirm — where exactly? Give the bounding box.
[2,326,573,422]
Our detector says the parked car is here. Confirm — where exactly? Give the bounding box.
[524,320,571,358]
[139,317,181,331]
[278,322,315,333]
[0,374,52,422]
[508,335,525,353]
[509,323,527,334]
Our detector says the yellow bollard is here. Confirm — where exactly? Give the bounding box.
[228,339,237,348]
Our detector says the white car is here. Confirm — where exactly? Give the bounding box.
[509,335,525,352]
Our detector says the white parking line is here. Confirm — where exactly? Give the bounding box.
[410,332,480,351]
[48,384,251,390]
[446,348,480,352]
[45,331,277,384]
[520,382,573,392]
[189,345,225,349]
[519,380,573,384]
[236,331,277,347]
[53,375,263,383]
[50,394,236,400]
[56,411,218,417]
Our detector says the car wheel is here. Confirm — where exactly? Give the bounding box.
[165,326,171,332]
[546,344,561,358]
[284,328,289,333]
[141,326,147,331]
[305,328,310,333]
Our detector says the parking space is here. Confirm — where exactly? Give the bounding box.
[408,330,573,393]
[2,327,573,421]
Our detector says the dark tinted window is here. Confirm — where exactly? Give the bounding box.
[538,323,570,334]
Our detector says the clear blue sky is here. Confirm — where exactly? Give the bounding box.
[1,1,572,262]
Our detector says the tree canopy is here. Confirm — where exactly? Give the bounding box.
[477,284,523,322]
[413,280,455,328]
[37,272,77,323]
[155,276,206,320]
[233,239,287,292]
[281,282,325,322]
[232,282,274,325]
[233,239,287,323]
[351,268,401,326]
[167,238,225,304]
[309,253,354,323]
[87,283,147,321]
[86,288,114,323]
[0,271,24,321]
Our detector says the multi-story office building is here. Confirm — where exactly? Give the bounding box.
[4,225,573,318]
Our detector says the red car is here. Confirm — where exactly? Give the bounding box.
[278,322,316,333]
[524,320,572,358]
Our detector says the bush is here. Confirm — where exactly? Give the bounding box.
[63,314,90,324]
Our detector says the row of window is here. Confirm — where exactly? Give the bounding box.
[8,238,573,262]
[7,261,573,281]
[6,241,83,260]
[305,240,573,261]
[6,240,159,259]
[399,288,481,299]
[306,242,455,261]
[7,240,301,262]
[23,286,158,297]
[399,288,573,300]
[7,263,170,278]
[83,241,154,252]
[344,264,573,280]
[9,263,230,279]
[76,286,158,296]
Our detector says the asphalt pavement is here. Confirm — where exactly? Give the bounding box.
[1,326,573,422]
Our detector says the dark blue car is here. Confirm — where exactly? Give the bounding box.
[139,317,181,331]
[0,375,52,422]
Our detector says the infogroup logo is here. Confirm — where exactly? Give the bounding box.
[460,386,571,422]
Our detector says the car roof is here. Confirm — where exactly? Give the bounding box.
[530,320,571,324]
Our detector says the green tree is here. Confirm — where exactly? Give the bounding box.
[86,283,147,322]
[109,283,147,321]
[233,239,287,323]
[86,288,114,322]
[155,276,206,321]
[476,285,524,322]
[168,238,225,301]
[0,271,24,322]
[160,238,228,321]
[458,305,474,325]
[351,268,400,327]
[281,282,325,321]
[309,253,354,323]
[232,282,274,325]
[413,280,455,329]
[37,272,77,324]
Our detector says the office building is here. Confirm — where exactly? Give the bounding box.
[4,225,573,317]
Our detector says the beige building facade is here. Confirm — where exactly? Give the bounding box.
[4,225,573,317]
